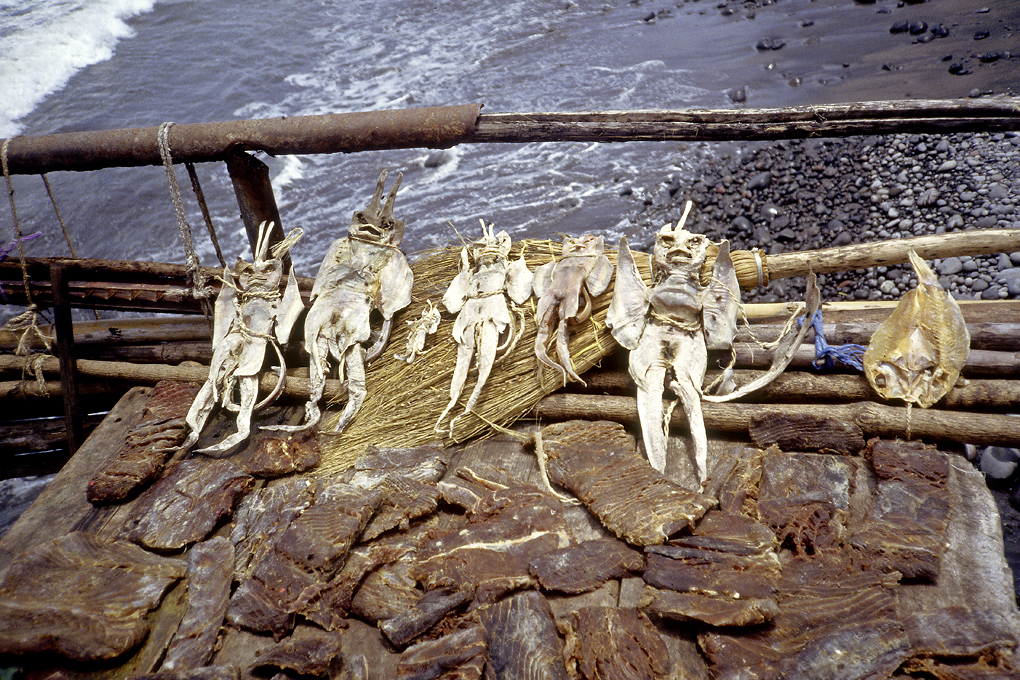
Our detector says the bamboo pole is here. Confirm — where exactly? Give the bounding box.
[531,393,1020,447]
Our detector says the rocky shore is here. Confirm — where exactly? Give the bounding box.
[622,128,1020,304]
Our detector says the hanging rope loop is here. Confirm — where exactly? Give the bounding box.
[158,122,215,313]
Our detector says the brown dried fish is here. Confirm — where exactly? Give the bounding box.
[864,250,969,409]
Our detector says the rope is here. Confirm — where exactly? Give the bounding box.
[1,137,34,307]
[42,173,100,320]
[185,162,226,268]
[804,308,866,372]
[157,122,213,316]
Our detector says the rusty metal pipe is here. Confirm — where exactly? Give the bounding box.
[1,104,482,175]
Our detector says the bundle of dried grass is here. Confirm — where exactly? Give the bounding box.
[314,239,636,476]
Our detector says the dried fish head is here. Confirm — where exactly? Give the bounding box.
[864,250,969,409]
[560,233,605,258]
[349,169,405,247]
[653,220,709,282]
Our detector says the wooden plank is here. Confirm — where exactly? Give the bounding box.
[0,386,150,573]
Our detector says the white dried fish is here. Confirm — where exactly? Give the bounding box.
[608,201,819,484]
[532,234,614,386]
[267,169,413,434]
[182,221,304,453]
[436,220,533,434]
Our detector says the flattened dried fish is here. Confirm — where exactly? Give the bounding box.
[528,538,644,594]
[412,484,572,599]
[0,532,186,661]
[567,607,670,680]
[161,537,234,672]
[243,431,320,477]
[125,458,254,551]
[541,420,715,546]
[478,591,570,680]
[87,380,199,503]
[864,250,969,409]
[851,439,951,580]
[396,624,486,680]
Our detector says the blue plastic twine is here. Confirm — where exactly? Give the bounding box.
[800,308,866,372]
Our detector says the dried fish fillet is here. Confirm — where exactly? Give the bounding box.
[864,250,969,408]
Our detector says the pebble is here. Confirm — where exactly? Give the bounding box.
[979,447,1020,481]
[632,131,1020,306]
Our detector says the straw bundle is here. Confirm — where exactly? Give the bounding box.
[314,239,640,476]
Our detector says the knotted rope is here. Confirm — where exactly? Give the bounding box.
[2,137,56,389]
[157,122,214,316]
[805,308,866,371]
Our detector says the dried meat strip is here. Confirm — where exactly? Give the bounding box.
[304,537,416,631]
[478,591,570,680]
[412,483,572,600]
[249,625,342,677]
[396,624,487,680]
[749,411,865,456]
[528,538,644,594]
[381,586,474,648]
[161,537,234,673]
[231,477,317,577]
[0,531,186,662]
[851,439,952,580]
[567,607,669,680]
[756,449,857,556]
[348,444,450,541]
[700,555,910,680]
[130,666,239,680]
[541,420,715,546]
[125,458,254,551]
[244,431,321,478]
[88,381,199,503]
[226,480,382,639]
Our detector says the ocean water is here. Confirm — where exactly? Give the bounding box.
[5,0,1016,276]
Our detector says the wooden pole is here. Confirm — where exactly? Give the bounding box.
[2,100,1017,175]
[49,263,83,453]
[531,393,1020,447]
[761,228,1020,283]
[225,150,286,263]
[0,354,346,401]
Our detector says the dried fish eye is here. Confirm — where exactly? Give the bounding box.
[875,374,887,387]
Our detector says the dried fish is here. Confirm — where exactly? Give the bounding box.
[608,201,820,483]
[87,380,199,503]
[395,300,442,363]
[124,458,254,551]
[182,220,305,453]
[0,532,186,662]
[864,250,970,409]
[532,233,613,386]
[541,420,715,546]
[436,220,533,433]
[270,169,413,434]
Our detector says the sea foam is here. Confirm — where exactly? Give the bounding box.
[0,0,158,137]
